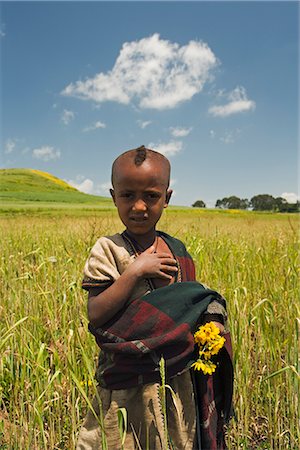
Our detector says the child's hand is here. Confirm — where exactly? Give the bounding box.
[130,245,178,280]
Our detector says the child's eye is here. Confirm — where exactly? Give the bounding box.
[120,192,134,199]
[145,192,160,200]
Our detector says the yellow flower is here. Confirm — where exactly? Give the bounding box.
[191,359,217,375]
[194,322,220,345]
[209,336,226,355]
[192,322,226,373]
[80,379,93,387]
[194,330,207,345]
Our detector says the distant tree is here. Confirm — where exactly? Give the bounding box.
[192,200,206,208]
[275,197,287,212]
[275,197,300,213]
[216,194,299,212]
[215,198,224,208]
[215,196,249,209]
[250,194,276,211]
[240,198,250,209]
[287,201,300,213]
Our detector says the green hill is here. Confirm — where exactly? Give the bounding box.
[0,168,112,205]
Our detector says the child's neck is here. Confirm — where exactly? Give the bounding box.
[124,229,157,252]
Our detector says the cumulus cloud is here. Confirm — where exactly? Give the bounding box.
[137,120,152,129]
[96,181,112,195]
[66,177,112,196]
[209,86,256,117]
[148,140,182,156]
[83,121,106,132]
[209,130,216,139]
[281,192,299,204]
[4,138,16,154]
[67,178,94,194]
[169,126,192,138]
[61,109,75,125]
[32,146,61,161]
[62,34,218,110]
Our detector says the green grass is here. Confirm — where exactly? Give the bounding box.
[0,168,112,205]
[0,209,299,449]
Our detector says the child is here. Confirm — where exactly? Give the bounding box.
[77,146,233,450]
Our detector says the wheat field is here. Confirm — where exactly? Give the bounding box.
[0,209,299,449]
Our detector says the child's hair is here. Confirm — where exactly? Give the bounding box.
[111,145,170,187]
[134,145,147,166]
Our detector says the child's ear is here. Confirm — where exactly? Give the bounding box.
[110,189,116,205]
[164,189,173,208]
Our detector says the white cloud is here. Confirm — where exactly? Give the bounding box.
[220,132,235,144]
[281,192,299,204]
[137,120,152,129]
[209,86,256,117]
[83,121,106,132]
[66,177,112,196]
[95,181,112,195]
[32,146,61,161]
[62,34,218,110]
[4,138,16,154]
[220,128,241,144]
[148,140,182,157]
[209,130,216,139]
[67,178,94,194]
[169,126,192,138]
[61,109,75,125]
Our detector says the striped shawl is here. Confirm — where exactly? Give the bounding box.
[85,232,233,449]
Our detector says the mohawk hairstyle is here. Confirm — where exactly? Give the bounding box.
[111,145,171,187]
[134,145,147,166]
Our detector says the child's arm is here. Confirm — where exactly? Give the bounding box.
[202,298,227,334]
[88,246,178,328]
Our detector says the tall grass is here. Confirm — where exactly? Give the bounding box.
[0,210,299,449]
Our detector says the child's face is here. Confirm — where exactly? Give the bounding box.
[110,159,172,238]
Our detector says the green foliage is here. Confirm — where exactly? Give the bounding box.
[192,200,206,208]
[250,194,277,211]
[251,194,300,212]
[215,196,249,210]
[215,194,299,212]
[275,197,300,213]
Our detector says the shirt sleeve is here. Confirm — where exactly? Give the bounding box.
[82,237,122,291]
[203,299,228,327]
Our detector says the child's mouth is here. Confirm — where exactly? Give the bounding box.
[130,216,148,222]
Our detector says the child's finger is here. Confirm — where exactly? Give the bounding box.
[161,264,178,272]
[157,271,173,280]
[158,256,178,265]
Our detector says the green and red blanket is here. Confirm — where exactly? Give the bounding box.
[87,233,233,449]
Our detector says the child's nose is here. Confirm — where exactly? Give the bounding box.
[133,198,147,211]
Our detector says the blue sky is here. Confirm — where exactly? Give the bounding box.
[1,1,299,207]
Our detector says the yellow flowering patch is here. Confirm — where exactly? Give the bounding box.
[30,169,75,189]
[192,322,225,374]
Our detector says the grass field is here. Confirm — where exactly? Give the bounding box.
[0,207,299,449]
[0,168,112,206]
